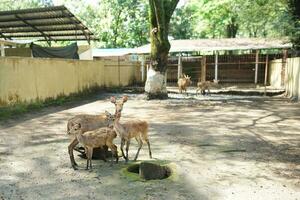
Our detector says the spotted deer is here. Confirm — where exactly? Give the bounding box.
[105,111,152,162]
[67,96,128,170]
[69,123,118,170]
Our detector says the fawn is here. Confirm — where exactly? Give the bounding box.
[67,96,127,170]
[69,123,118,170]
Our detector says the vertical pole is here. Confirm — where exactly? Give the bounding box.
[264,55,269,96]
[178,53,182,79]
[281,49,288,87]
[214,51,218,82]
[118,56,120,86]
[141,56,145,82]
[1,44,5,57]
[254,50,259,84]
[201,55,206,82]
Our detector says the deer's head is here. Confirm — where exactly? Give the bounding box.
[110,96,128,114]
[105,111,116,128]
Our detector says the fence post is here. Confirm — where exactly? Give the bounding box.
[214,51,218,82]
[281,49,287,87]
[177,53,182,79]
[201,55,206,82]
[141,56,145,82]
[264,55,269,96]
[254,50,259,84]
[1,44,5,57]
[118,56,120,86]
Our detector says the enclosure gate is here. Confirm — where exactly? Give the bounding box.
[164,52,288,87]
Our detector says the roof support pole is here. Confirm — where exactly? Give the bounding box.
[141,55,146,82]
[264,54,269,96]
[201,55,206,82]
[254,50,259,84]
[1,44,5,57]
[281,49,288,87]
[214,50,218,82]
[177,53,182,79]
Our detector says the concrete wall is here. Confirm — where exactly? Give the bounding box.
[0,57,140,105]
[269,57,300,100]
[269,59,283,89]
[285,57,300,100]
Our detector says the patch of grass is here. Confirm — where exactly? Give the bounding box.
[0,86,105,121]
[0,85,145,121]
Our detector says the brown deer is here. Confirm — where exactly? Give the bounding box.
[196,80,219,95]
[68,123,118,170]
[178,74,192,94]
[105,111,152,162]
[67,96,128,170]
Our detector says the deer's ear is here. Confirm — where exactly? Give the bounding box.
[122,95,128,103]
[110,96,116,104]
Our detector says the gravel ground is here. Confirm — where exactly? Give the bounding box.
[0,92,299,200]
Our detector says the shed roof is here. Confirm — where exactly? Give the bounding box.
[135,38,292,54]
[0,6,95,43]
[92,48,134,57]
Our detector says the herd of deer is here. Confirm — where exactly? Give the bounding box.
[66,75,215,170]
[67,96,152,170]
[177,74,219,95]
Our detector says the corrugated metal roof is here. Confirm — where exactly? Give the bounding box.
[135,38,292,54]
[92,48,134,57]
[0,6,96,43]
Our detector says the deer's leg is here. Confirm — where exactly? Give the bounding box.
[120,139,126,160]
[68,138,79,170]
[89,148,93,170]
[145,139,152,159]
[134,137,143,161]
[125,140,130,162]
[108,144,118,165]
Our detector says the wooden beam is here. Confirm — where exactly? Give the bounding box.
[201,55,206,82]
[214,50,218,82]
[141,56,145,82]
[264,55,269,96]
[177,53,182,79]
[254,50,259,84]
[1,44,5,57]
[281,49,288,87]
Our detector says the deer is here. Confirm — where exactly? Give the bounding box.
[105,111,152,162]
[178,74,192,94]
[67,96,128,170]
[196,80,219,95]
[68,123,118,170]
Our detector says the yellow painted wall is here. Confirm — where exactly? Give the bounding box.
[0,57,141,105]
[269,57,300,100]
[269,59,283,89]
[285,57,300,100]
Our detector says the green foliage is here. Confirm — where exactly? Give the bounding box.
[59,0,149,48]
[181,0,293,39]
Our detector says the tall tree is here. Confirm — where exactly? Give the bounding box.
[288,0,300,49]
[144,0,179,99]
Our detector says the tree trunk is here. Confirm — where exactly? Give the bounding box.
[145,0,179,99]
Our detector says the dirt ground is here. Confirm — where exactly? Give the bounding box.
[0,92,300,200]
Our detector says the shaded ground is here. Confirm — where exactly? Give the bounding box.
[0,92,299,200]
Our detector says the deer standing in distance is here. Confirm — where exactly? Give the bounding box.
[196,80,219,95]
[105,111,152,162]
[67,96,128,170]
[178,74,192,94]
[69,123,118,170]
